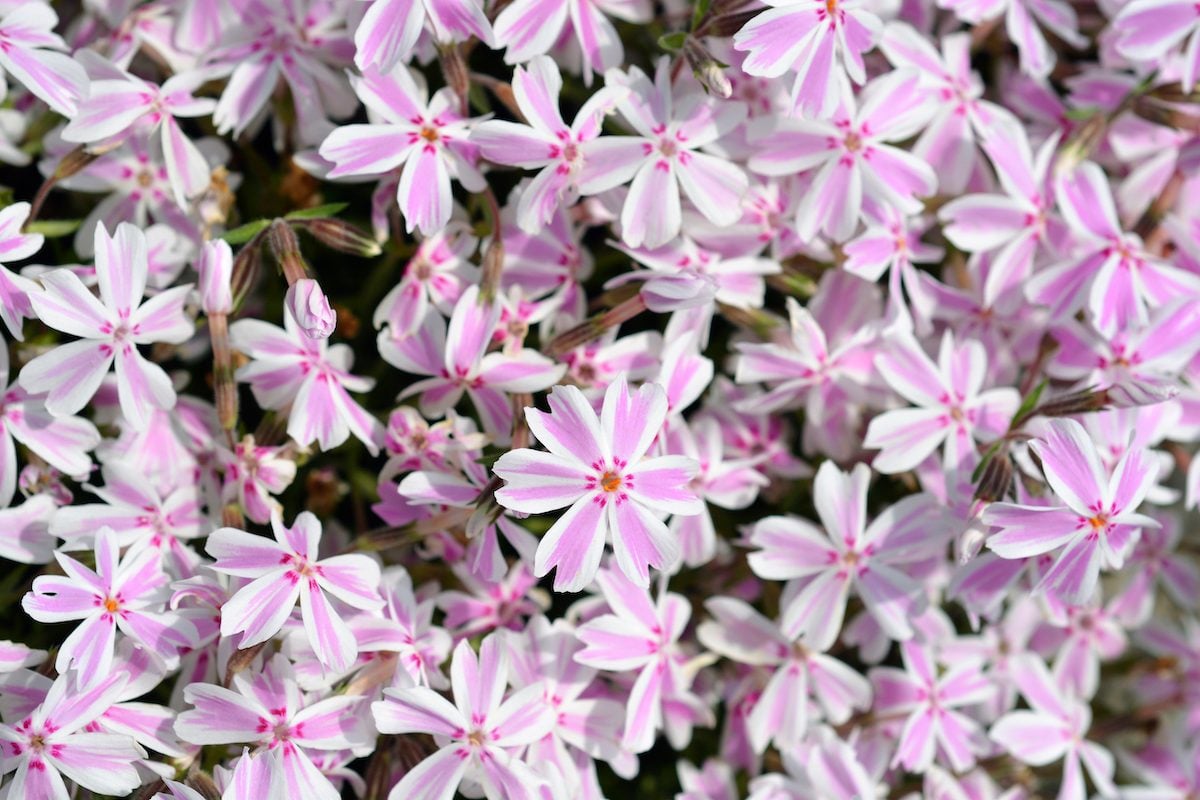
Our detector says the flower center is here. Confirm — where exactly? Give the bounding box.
[467,728,486,746]
[844,132,863,152]
[1087,515,1109,531]
[419,127,439,143]
[659,138,678,158]
[600,471,622,492]
[826,0,838,13]
[103,597,121,613]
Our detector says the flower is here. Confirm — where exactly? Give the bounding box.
[353,0,493,73]
[732,0,882,117]
[493,0,650,81]
[20,222,194,429]
[61,61,217,205]
[175,653,372,800]
[0,2,87,115]
[22,527,196,681]
[574,567,701,752]
[206,511,385,671]
[285,278,337,340]
[990,654,1116,800]
[745,461,951,649]
[371,634,555,800]
[0,201,46,339]
[379,286,565,443]
[471,56,628,233]
[1112,0,1200,92]
[319,64,485,235]
[600,58,749,248]
[493,374,703,590]
[983,418,1159,603]
[229,306,383,454]
[870,641,994,772]
[749,69,936,243]
[0,670,144,797]
[864,331,1020,473]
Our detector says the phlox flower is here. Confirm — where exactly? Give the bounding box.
[49,461,206,575]
[0,670,144,798]
[22,527,196,681]
[320,64,485,235]
[20,222,194,430]
[983,418,1159,604]
[503,615,636,789]
[61,59,217,206]
[1046,300,1200,405]
[990,655,1115,800]
[353,567,452,689]
[870,641,994,772]
[746,461,952,649]
[665,417,769,567]
[373,220,478,335]
[472,56,628,233]
[0,343,99,509]
[749,70,937,243]
[229,306,383,454]
[380,286,565,443]
[1026,161,1200,337]
[745,726,881,799]
[939,124,1062,309]
[493,0,650,81]
[353,0,493,73]
[937,0,1085,78]
[0,201,46,339]
[864,331,1020,474]
[175,653,372,800]
[574,567,699,752]
[1112,0,1200,93]
[371,634,555,800]
[878,24,1018,194]
[206,511,385,672]
[698,596,872,753]
[438,562,548,638]
[206,0,356,146]
[493,375,703,591]
[219,436,298,525]
[599,59,749,249]
[732,0,881,117]
[0,2,87,115]
[733,275,883,461]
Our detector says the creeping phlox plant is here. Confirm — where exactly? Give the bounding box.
[0,0,1199,798]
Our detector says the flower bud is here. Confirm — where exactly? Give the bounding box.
[195,239,233,314]
[295,218,382,257]
[286,278,336,340]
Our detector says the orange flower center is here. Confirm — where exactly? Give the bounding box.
[104,597,120,613]
[419,127,439,143]
[600,471,623,492]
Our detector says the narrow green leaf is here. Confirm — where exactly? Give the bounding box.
[691,0,712,30]
[284,202,349,220]
[658,32,687,52]
[25,219,80,238]
[220,219,270,245]
[1011,378,1048,428]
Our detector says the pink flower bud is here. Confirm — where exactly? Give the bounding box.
[286,278,336,340]
[196,239,233,314]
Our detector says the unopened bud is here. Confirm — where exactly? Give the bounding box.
[1056,114,1108,176]
[683,36,732,99]
[295,217,383,257]
[286,278,336,340]
[1033,387,1111,418]
[196,239,233,314]
[267,218,308,284]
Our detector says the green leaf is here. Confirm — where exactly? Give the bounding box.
[1011,378,1048,428]
[284,202,348,220]
[220,219,270,245]
[24,219,80,238]
[658,32,687,52]
[691,0,712,30]
[971,440,1004,484]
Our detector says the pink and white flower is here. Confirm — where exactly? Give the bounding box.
[206,511,385,672]
[493,375,703,590]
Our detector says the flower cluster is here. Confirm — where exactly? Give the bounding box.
[0,0,1198,799]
